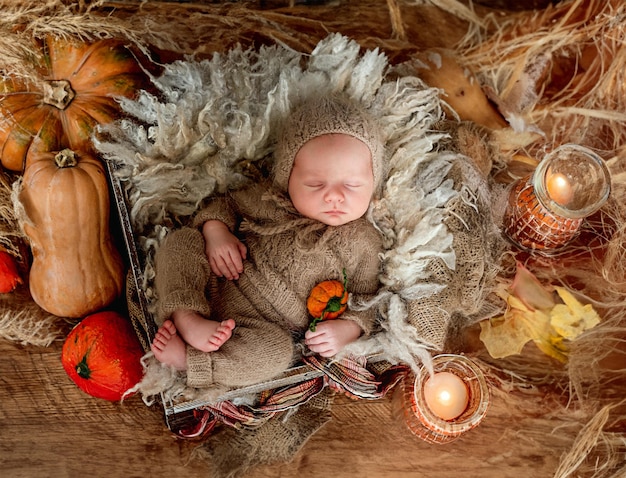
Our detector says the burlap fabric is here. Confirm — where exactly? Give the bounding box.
[200,388,334,478]
[407,121,507,350]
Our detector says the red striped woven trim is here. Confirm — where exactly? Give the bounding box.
[199,355,409,428]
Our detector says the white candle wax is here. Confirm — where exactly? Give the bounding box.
[423,371,469,421]
[546,172,574,206]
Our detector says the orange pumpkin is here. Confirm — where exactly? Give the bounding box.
[0,249,22,293]
[0,36,148,172]
[19,148,125,318]
[306,269,349,332]
[61,311,144,401]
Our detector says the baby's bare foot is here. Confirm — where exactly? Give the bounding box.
[208,319,236,350]
[151,320,187,370]
[173,310,235,353]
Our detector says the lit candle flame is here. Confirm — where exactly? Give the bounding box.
[423,371,469,421]
[438,390,451,404]
[546,172,574,206]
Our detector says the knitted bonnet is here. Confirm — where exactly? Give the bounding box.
[273,94,385,193]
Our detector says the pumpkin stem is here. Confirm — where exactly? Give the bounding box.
[42,79,76,110]
[325,296,345,313]
[54,149,78,168]
[340,268,348,299]
[308,313,325,332]
[76,356,91,380]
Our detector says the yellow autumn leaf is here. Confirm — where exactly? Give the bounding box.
[479,295,553,359]
[480,268,601,363]
[550,287,601,340]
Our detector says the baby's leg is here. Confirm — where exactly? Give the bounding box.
[151,320,187,370]
[191,315,296,388]
[173,309,235,353]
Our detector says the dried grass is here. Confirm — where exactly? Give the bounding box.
[0,171,25,258]
[554,400,626,478]
[0,288,68,347]
[0,0,153,80]
[458,0,626,154]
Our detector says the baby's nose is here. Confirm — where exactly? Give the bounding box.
[324,187,344,202]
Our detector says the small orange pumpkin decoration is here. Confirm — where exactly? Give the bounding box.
[306,269,349,332]
[61,310,144,401]
[19,148,125,318]
[0,249,22,293]
[0,36,148,172]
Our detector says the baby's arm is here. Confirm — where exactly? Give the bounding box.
[202,220,247,280]
[304,221,383,357]
[304,319,362,357]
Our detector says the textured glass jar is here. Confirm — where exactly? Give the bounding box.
[503,144,611,253]
[394,354,489,444]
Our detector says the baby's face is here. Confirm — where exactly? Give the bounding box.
[288,133,374,226]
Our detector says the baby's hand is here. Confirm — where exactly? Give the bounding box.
[202,220,247,280]
[304,319,362,357]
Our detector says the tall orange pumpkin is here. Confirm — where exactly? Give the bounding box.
[0,36,148,172]
[19,148,125,318]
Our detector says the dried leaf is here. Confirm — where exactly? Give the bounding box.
[550,287,601,341]
[479,295,552,359]
[480,265,601,363]
[510,261,556,311]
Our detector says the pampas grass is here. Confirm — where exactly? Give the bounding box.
[458,0,626,154]
[0,171,25,257]
[554,401,626,478]
[0,0,152,81]
[0,289,67,346]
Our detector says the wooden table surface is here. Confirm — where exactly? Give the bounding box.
[1,2,623,477]
[1,337,585,478]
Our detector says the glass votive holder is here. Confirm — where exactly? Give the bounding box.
[394,354,489,444]
[503,144,611,253]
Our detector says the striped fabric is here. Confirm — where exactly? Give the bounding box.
[177,355,409,438]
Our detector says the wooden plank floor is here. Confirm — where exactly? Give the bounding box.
[1,337,583,478]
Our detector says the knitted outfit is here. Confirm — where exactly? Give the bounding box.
[154,95,385,389]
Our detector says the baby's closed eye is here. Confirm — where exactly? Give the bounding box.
[304,182,325,189]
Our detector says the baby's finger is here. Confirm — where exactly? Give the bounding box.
[229,250,244,274]
[209,257,225,277]
[223,254,242,279]
[304,328,326,341]
[318,347,337,357]
[212,255,237,279]
[305,333,328,347]
[238,242,248,260]
[308,342,335,357]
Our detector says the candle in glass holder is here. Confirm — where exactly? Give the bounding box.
[503,144,611,253]
[423,371,469,421]
[395,354,490,444]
